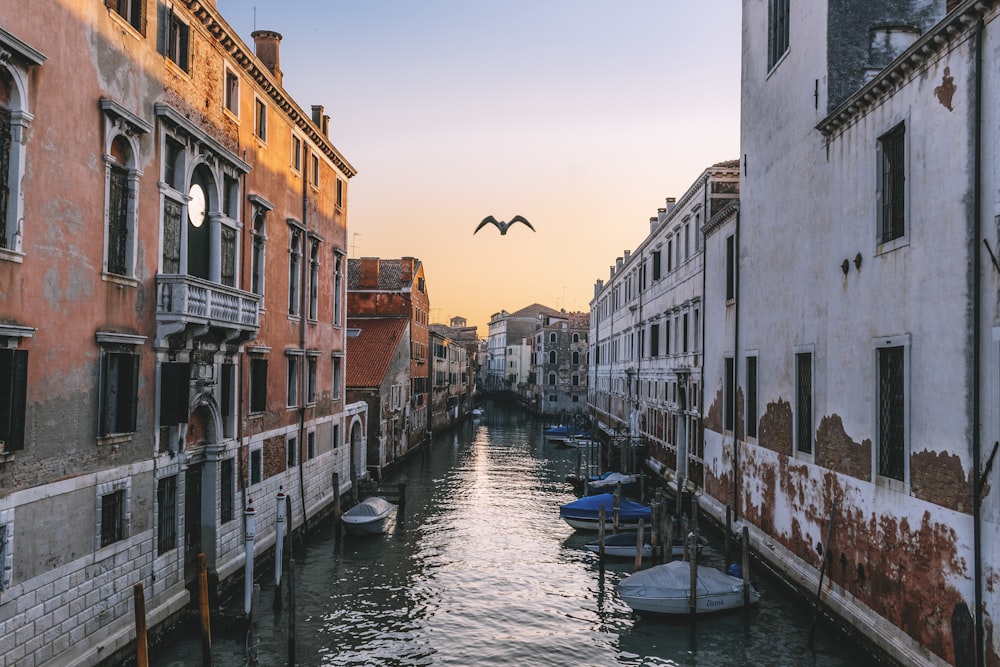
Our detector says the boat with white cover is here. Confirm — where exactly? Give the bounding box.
[341,496,395,535]
[617,560,760,615]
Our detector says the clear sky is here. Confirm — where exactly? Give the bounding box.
[216,1,741,336]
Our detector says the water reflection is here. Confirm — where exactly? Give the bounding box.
[151,405,876,667]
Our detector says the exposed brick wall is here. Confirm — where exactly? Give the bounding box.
[910,449,973,513]
[815,414,872,482]
[758,398,792,456]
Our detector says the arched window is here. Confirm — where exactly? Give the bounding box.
[572,351,580,364]
[548,372,556,386]
[251,212,266,295]
[0,39,45,254]
[548,350,556,364]
[549,332,556,343]
[573,333,580,343]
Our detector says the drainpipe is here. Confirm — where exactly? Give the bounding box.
[733,206,741,521]
[238,153,249,513]
[297,150,308,533]
[972,17,984,667]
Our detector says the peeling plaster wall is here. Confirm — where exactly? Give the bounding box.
[723,0,993,664]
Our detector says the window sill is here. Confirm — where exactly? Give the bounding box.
[0,451,15,464]
[0,247,24,264]
[876,236,908,256]
[876,474,906,493]
[102,272,140,288]
[98,433,134,447]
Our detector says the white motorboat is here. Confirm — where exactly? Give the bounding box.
[618,560,760,616]
[341,496,395,535]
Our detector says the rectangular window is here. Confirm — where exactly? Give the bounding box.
[667,238,673,273]
[156,475,177,555]
[746,355,758,438]
[332,423,340,449]
[220,458,234,523]
[311,154,320,187]
[224,68,239,116]
[158,362,190,427]
[336,178,344,208]
[333,253,343,326]
[307,355,317,405]
[287,435,297,468]
[162,198,182,274]
[100,489,126,548]
[796,352,813,454]
[878,123,906,245]
[249,358,267,413]
[665,319,671,358]
[308,240,319,320]
[726,234,736,301]
[291,135,302,171]
[255,98,267,141]
[158,4,190,71]
[333,356,342,400]
[221,225,236,287]
[878,345,906,481]
[287,355,300,407]
[0,349,28,452]
[768,0,790,69]
[109,0,146,33]
[652,250,661,280]
[250,448,263,485]
[307,431,316,460]
[724,357,735,432]
[682,313,689,353]
[650,323,660,357]
[288,228,301,316]
[99,350,139,436]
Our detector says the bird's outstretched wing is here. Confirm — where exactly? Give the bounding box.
[474,215,500,235]
[509,215,535,232]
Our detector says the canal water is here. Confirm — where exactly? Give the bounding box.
[152,405,884,667]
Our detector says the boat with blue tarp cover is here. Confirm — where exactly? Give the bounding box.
[559,492,651,531]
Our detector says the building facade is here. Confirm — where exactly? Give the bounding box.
[347,257,431,447]
[0,2,364,664]
[589,163,738,478]
[699,1,1000,665]
[528,311,590,417]
[485,303,560,393]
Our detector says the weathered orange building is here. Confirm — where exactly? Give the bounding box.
[347,257,431,446]
[0,1,364,664]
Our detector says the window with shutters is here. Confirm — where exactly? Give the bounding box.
[249,357,267,413]
[107,0,146,34]
[0,348,27,452]
[220,458,234,523]
[96,479,130,550]
[877,122,906,247]
[158,3,190,72]
[101,101,150,279]
[158,362,190,428]
[98,347,140,437]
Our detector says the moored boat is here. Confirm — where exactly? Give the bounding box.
[617,560,760,616]
[341,496,395,535]
[559,493,651,531]
[582,531,705,560]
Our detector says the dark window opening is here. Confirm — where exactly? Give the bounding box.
[796,352,813,454]
[100,489,126,548]
[100,351,139,436]
[878,346,905,480]
[157,476,177,554]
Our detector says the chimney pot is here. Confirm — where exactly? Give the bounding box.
[251,30,283,85]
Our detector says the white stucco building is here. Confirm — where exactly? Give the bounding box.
[699,1,1000,665]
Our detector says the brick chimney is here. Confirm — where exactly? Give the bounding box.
[311,105,330,137]
[400,257,415,284]
[358,257,380,289]
[251,30,283,85]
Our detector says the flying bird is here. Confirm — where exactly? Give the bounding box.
[474,215,535,235]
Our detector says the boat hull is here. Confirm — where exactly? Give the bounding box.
[341,497,395,536]
[618,560,760,616]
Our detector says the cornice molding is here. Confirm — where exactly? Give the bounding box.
[183,0,358,178]
[818,0,999,138]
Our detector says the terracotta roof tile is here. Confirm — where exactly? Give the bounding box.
[346,317,409,388]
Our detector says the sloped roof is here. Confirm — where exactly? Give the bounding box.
[510,303,561,319]
[347,257,421,290]
[346,317,409,388]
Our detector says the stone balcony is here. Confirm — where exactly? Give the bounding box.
[156,274,260,347]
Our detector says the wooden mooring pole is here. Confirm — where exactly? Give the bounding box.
[288,560,296,666]
[809,501,837,649]
[633,519,645,572]
[741,526,751,606]
[247,584,260,667]
[198,553,212,666]
[598,506,606,573]
[133,583,148,667]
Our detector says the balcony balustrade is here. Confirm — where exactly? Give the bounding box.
[156,274,260,345]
